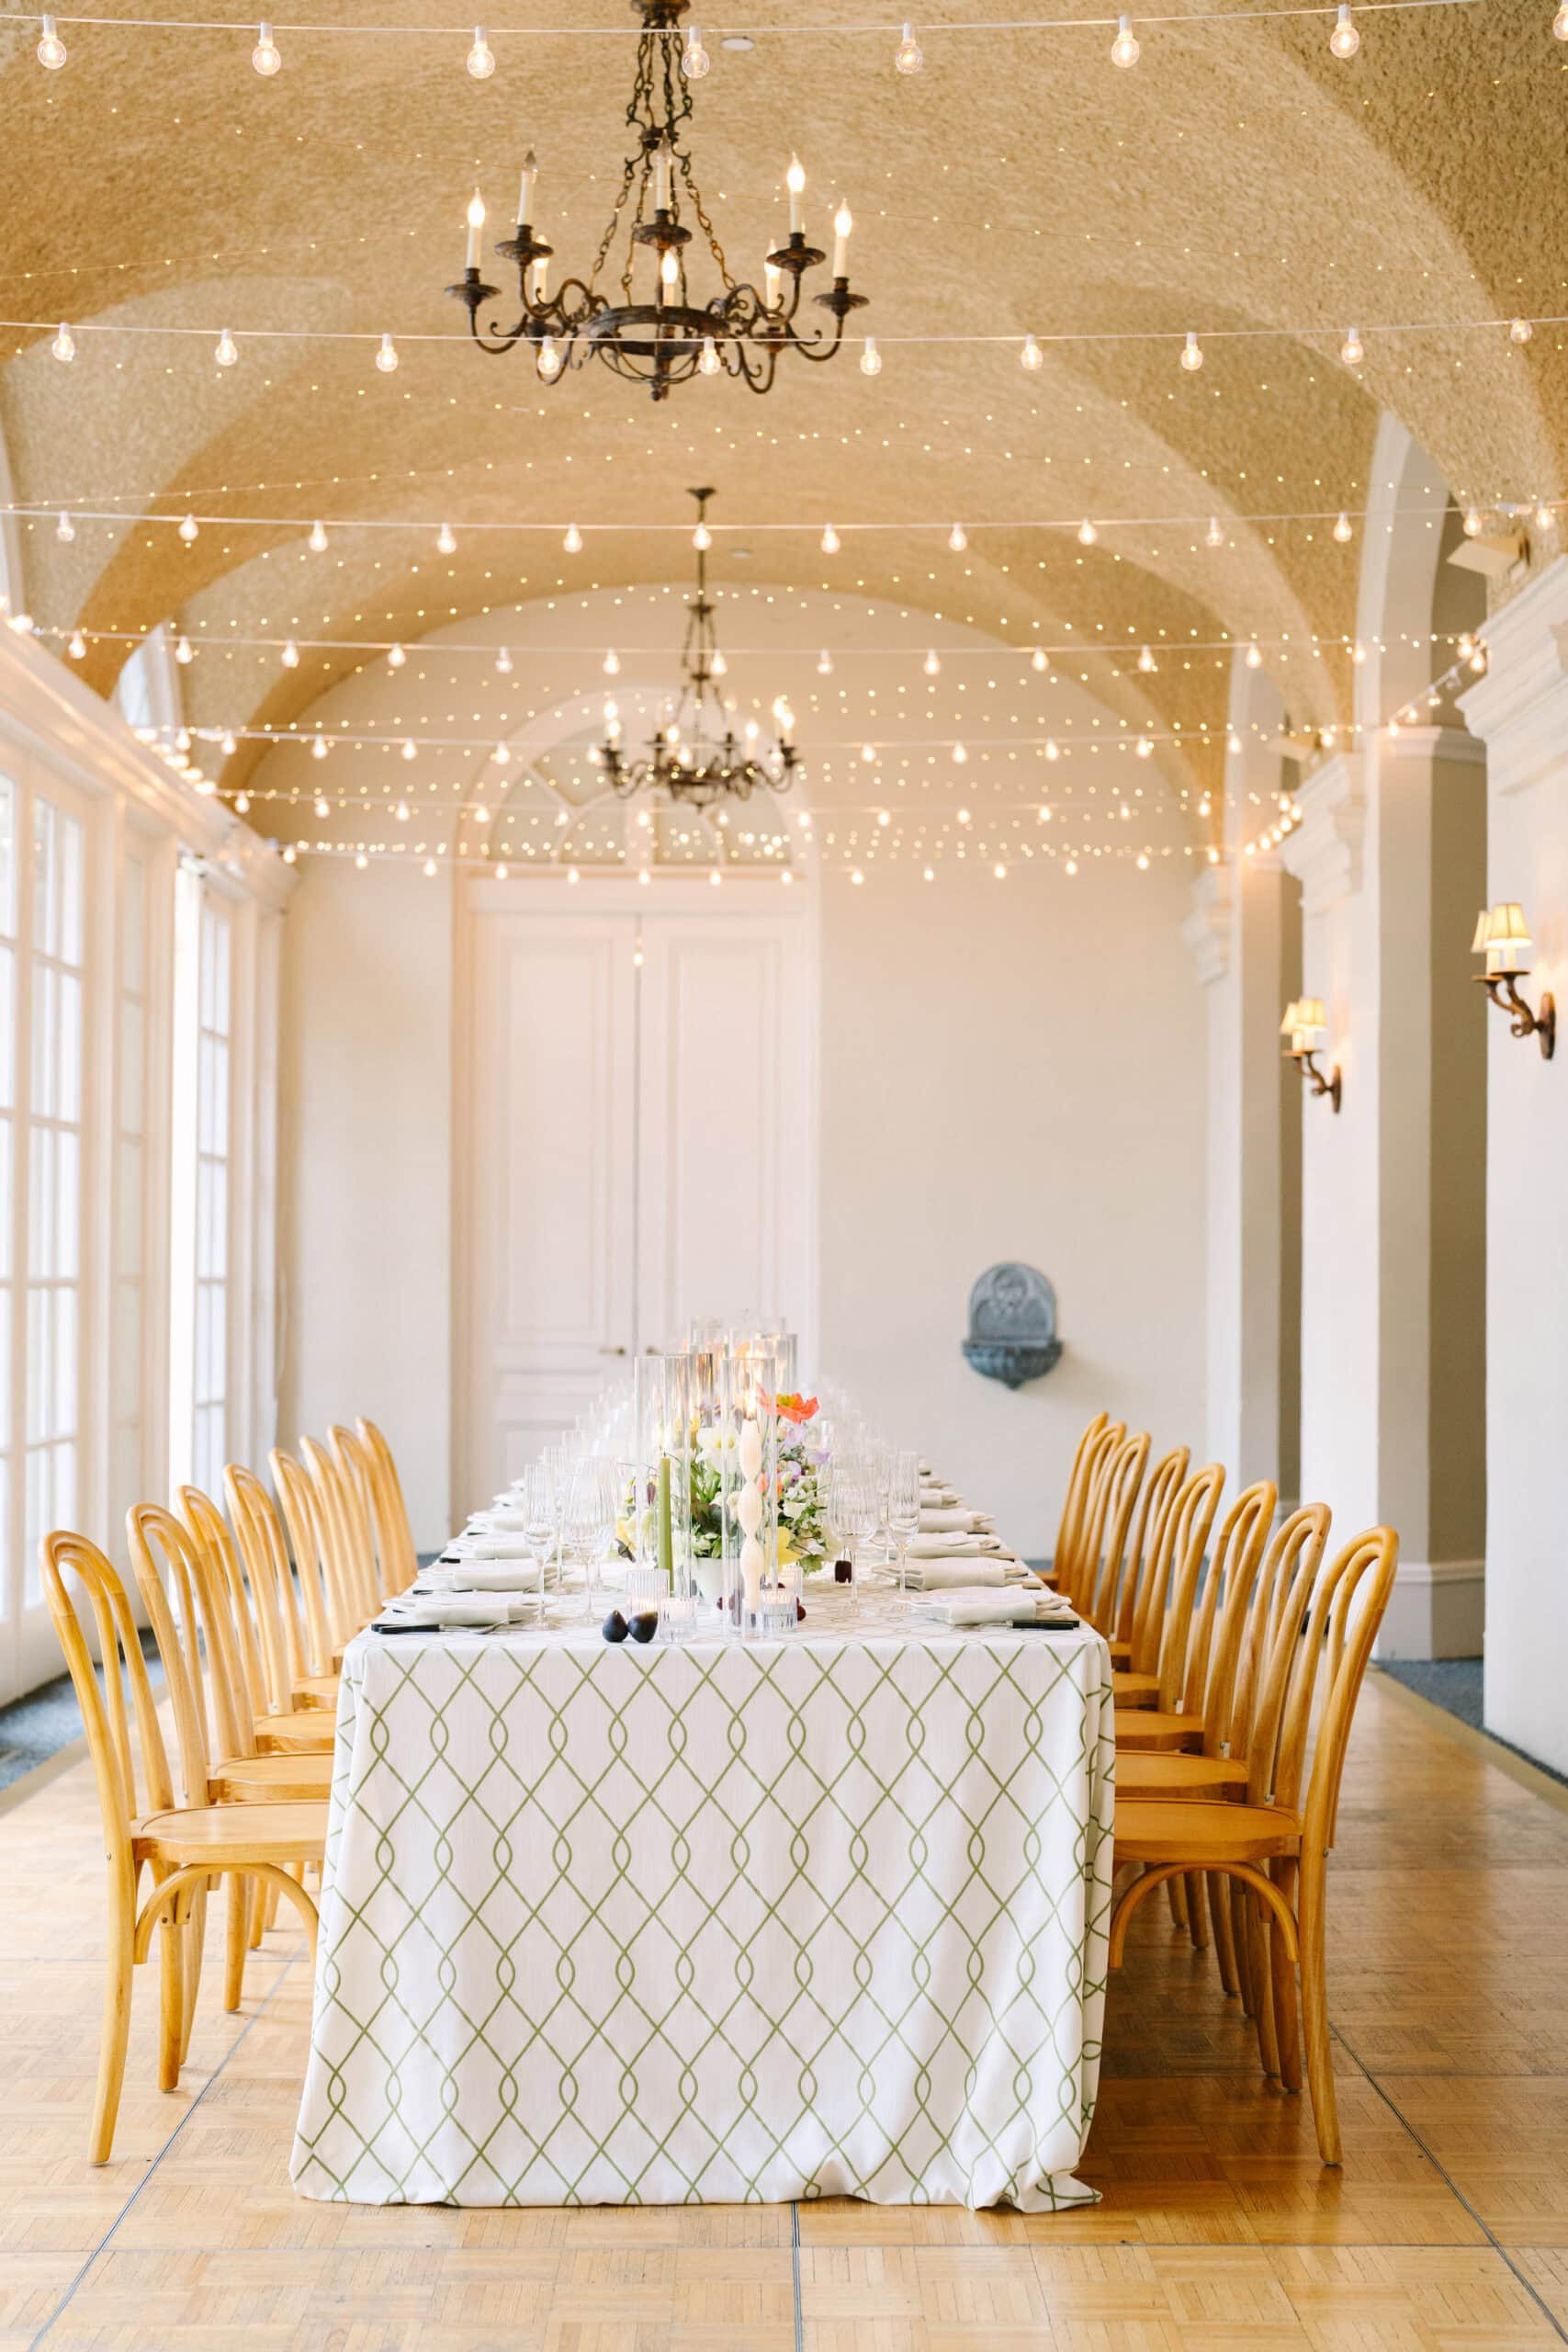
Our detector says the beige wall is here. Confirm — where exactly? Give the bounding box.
[278,860,454,1551]
[816,855,1208,1557]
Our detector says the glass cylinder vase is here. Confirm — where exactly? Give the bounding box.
[723,1341,782,1637]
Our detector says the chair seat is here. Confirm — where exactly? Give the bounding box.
[1114,1751,1248,1800]
[1113,1798,1302,1868]
[1114,1705,1203,1750]
[292,1675,340,1710]
[211,1751,334,1804]
[134,1801,328,1870]
[1111,1668,1159,1706]
[1108,1639,1131,1668]
[254,1712,335,1755]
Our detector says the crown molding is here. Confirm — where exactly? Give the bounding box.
[1280,752,1365,917]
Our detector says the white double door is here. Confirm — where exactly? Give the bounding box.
[458,882,817,1512]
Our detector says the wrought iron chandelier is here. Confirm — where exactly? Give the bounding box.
[446,0,868,401]
[593,489,800,808]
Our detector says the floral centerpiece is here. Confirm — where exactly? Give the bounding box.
[619,1385,831,1601]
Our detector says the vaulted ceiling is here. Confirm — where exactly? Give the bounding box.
[1,0,1560,855]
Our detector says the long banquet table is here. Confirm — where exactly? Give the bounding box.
[291,1527,1115,2211]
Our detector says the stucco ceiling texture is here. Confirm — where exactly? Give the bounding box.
[0,0,1560,847]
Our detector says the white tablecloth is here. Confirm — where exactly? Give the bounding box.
[290,1583,1114,2211]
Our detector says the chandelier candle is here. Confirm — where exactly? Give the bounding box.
[446,0,866,400]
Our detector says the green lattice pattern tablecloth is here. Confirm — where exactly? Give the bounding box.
[290,1596,1114,2210]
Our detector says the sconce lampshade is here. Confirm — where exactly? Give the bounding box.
[1475,900,1533,975]
[1280,996,1326,1050]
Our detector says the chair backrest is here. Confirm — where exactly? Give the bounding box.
[1303,1526,1400,1851]
[1050,1410,1109,1576]
[272,1444,359,1655]
[180,1483,268,1750]
[128,1501,253,1799]
[330,1422,394,1603]
[230,1454,331,1686]
[1222,1501,1330,1770]
[41,1531,174,1861]
[1169,1477,1276,1728]
[1140,1459,1225,1699]
[357,1416,420,1593]
[310,1430,380,1621]
[1083,1430,1151,1628]
[1122,1442,1190,1655]
[1056,1418,1124,1599]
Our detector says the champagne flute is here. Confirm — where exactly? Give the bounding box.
[830,1468,877,1609]
[889,1448,921,1593]
[522,1461,558,1626]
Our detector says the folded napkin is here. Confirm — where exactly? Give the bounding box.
[933,1588,1079,1630]
[907,1531,1007,1559]
[902,1556,1032,1590]
[450,1532,544,1561]
[920,1484,959,1506]
[423,1558,542,1593]
[468,1509,530,1533]
[919,1507,993,1534]
[377,1593,519,1630]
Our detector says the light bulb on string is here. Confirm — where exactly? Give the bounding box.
[55,512,74,544]
[710,650,728,676]
[1021,334,1043,371]
[388,641,406,668]
[923,649,941,675]
[860,742,877,763]
[67,629,85,659]
[1044,739,1060,761]
[355,853,369,871]
[436,521,457,554]
[495,646,513,674]
[220,730,236,755]
[1536,502,1555,530]
[51,323,74,363]
[466,26,495,77]
[1179,330,1203,373]
[314,794,330,819]
[953,742,967,764]
[423,858,439,878]
[1510,317,1535,345]
[308,519,329,553]
[1340,325,1364,367]
[310,735,329,762]
[174,635,194,665]
[252,20,281,74]
[603,648,620,675]
[36,16,67,69]
[692,517,711,552]
[1333,511,1353,543]
[376,333,399,373]
[1032,647,1049,673]
[1137,644,1156,673]
[698,335,721,376]
[538,335,562,379]
[395,799,411,821]
[948,523,968,553]
[1077,517,1098,546]
[1204,516,1224,548]
[281,638,299,667]
[400,736,417,762]
[821,524,840,554]
[1328,4,1359,56]
[681,24,710,76]
[1110,14,1139,66]
[1462,505,1483,537]
[1556,1,1568,37]
[895,19,923,71]
[233,789,250,812]
[1246,640,1262,669]
[859,337,882,376]
[817,649,833,674]
[178,513,199,543]
[215,327,239,368]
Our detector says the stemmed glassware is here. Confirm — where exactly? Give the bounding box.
[829,1466,878,1608]
[888,1449,921,1592]
[566,1458,615,1619]
[522,1460,558,1625]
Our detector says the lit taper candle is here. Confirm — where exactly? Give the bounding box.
[832,200,852,277]
[466,187,485,270]
[517,148,537,225]
[786,154,805,235]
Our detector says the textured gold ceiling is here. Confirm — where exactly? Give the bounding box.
[0,0,1561,833]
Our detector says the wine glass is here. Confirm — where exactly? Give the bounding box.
[565,1460,607,1618]
[888,1449,921,1593]
[829,1468,878,1609]
[522,1461,558,1625]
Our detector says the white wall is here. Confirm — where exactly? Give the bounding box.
[1460,559,1568,1776]
[278,859,454,1550]
[816,854,1208,1557]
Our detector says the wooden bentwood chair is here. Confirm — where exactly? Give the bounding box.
[41,1532,324,2165]
[1111,1524,1400,2165]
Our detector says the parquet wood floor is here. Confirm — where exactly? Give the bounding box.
[5,1668,1567,2350]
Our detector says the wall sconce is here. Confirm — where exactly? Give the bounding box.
[1280,997,1342,1112]
[1472,902,1555,1059]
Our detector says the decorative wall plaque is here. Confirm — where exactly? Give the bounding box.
[961,1262,1064,1389]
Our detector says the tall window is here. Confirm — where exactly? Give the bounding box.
[170,873,232,1498]
[112,854,148,1524]
[23,795,84,1605]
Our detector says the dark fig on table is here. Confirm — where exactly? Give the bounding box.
[796,1600,807,1622]
[603,1610,629,1643]
[628,1611,660,1644]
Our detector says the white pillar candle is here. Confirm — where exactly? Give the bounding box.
[466,187,485,271]
[832,201,852,277]
[654,139,672,212]
[786,155,805,236]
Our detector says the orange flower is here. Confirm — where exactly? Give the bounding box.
[774,1390,818,1426]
